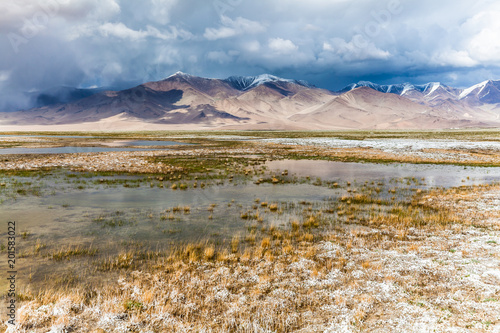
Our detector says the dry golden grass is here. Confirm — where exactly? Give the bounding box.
[261,237,271,249]
[5,140,500,332]
[11,193,500,333]
[231,237,239,253]
[204,246,215,260]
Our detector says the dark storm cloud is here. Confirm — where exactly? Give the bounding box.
[1,0,500,110]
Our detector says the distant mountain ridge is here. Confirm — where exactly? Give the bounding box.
[22,73,500,110]
[224,74,313,91]
[340,79,500,105]
[340,81,452,96]
[1,72,500,130]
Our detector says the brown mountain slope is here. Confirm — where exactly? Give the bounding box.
[1,73,500,130]
[289,87,492,129]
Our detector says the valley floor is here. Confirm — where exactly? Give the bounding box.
[0,131,499,332]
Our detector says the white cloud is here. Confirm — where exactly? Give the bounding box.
[304,24,322,31]
[204,26,236,40]
[207,50,235,64]
[323,42,334,52]
[98,22,147,40]
[150,0,178,25]
[243,40,261,52]
[322,36,391,61]
[204,16,265,40]
[0,0,120,31]
[102,62,122,76]
[154,46,181,66]
[268,38,298,54]
[431,50,478,67]
[0,71,10,82]
[72,22,191,41]
[461,10,500,64]
[5,0,500,112]
[469,28,500,61]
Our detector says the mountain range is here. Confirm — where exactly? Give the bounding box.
[1,72,500,131]
[342,80,500,105]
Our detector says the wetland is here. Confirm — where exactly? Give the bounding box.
[1,131,500,332]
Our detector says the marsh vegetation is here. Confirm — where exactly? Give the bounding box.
[1,131,500,332]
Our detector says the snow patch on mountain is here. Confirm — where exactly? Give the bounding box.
[459,80,490,99]
[346,82,420,95]
[165,71,194,79]
[401,84,416,95]
[426,82,441,95]
[224,74,313,91]
[342,81,449,97]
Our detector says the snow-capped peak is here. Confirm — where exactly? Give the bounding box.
[459,80,490,99]
[250,74,288,87]
[224,74,312,91]
[342,81,448,97]
[400,83,416,95]
[346,81,415,95]
[162,72,314,91]
[356,81,382,90]
[422,82,441,95]
[165,71,193,79]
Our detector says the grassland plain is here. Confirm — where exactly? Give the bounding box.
[0,131,500,332]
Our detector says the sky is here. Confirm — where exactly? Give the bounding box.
[1,0,500,111]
